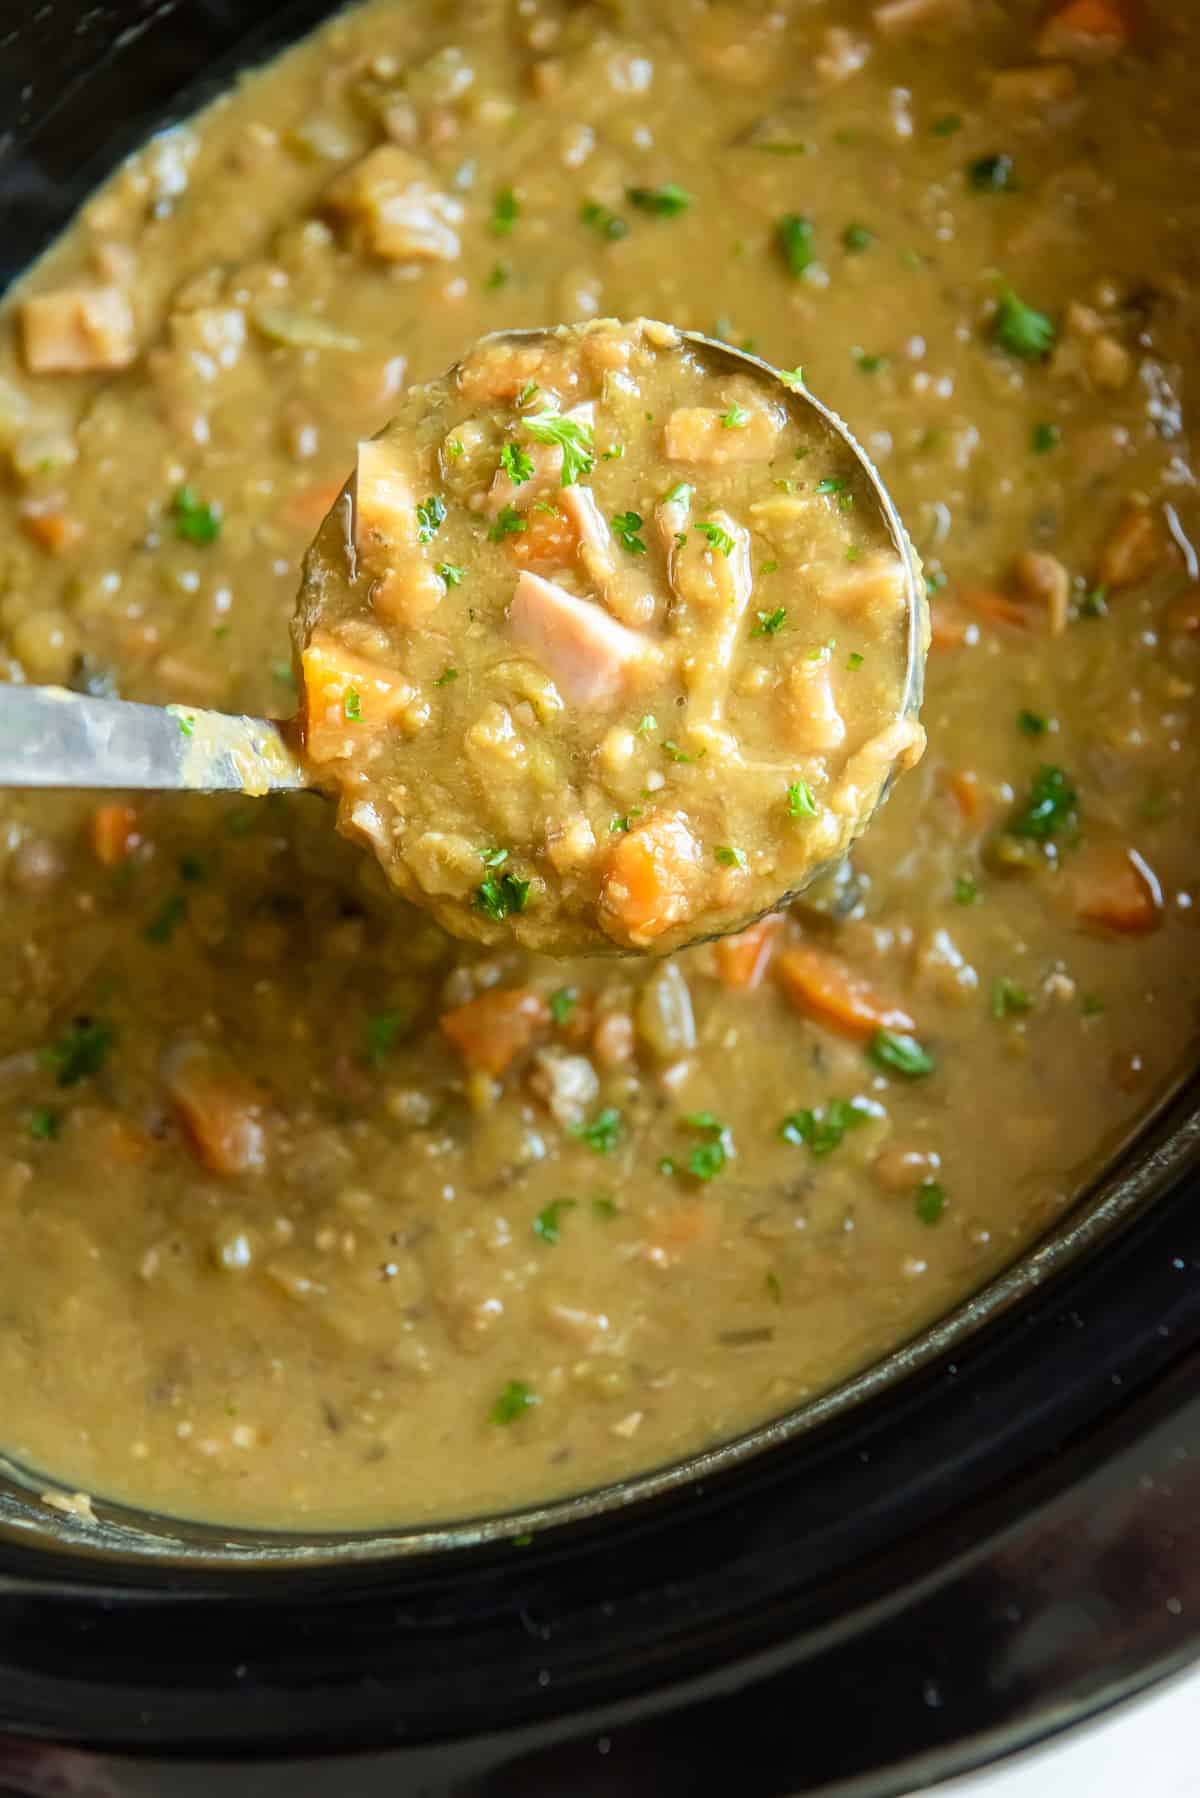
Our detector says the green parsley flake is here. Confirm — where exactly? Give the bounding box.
[438,562,465,587]
[548,987,578,1026]
[343,688,362,722]
[1081,583,1108,618]
[842,222,875,252]
[533,1198,576,1245]
[968,153,1017,192]
[778,367,805,390]
[787,779,817,819]
[695,521,735,556]
[29,1105,61,1142]
[490,187,519,235]
[364,1009,406,1068]
[1018,708,1050,736]
[271,661,296,690]
[602,443,625,461]
[612,510,648,555]
[854,350,888,374]
[489,505,527,542]
[765,1270,783,1304]
[636,713,657,734]
[931,113,963,136]
[446,439,465,458]
[714,845,747,868]
[571,1106,624,1155]
[626,183,691,216]
[662,739,692,763]
[171,485,221,545]
[992,977,1033,1020]
[954,873,980,906]
[675,1111,732,1182]
[144,893,187,944]
[753,607,787,636]
[484,261,510,291]
[479,847,509,868]
[434,667,459,687]
[475,872,531,920]
[42,1018,115,1087]
[174,712,195,739]
[593,1195,619,1219]
[523,411,594,485]
[415,495,446,544]
[579,198,628,239]
[776,213,815,276]
[991,284,1057,360]
[868,1029,935,1078]
[1032,421,1060,454]
[847,650,864,670]
[1009,764,1077,840]
[500,442,534,486]
[491,1380,538,1424]
[915,1179,946,1225]
[779,1097,873,1157]
[815,477,846,496]
[721,402,749,429]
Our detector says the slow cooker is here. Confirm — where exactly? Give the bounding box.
[0,4,1198,1793]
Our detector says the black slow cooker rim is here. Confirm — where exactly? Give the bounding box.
[2,5,1200,1792]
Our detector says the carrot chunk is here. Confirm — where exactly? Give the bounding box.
[163,1043,268,1177]
[300,632,419,763]
[962,587,1036,632]
[509,503,577,568]
[715,914,784,990]
[1097,505,1166,592]
[598,813,704,948]
[19,500,84,555]
[89,804,140,867]
[775,945,916,1039]
[440,986,550,1076]
[1036,0,1132,60]
[282,476,347,534]
[1068,843,1162,935]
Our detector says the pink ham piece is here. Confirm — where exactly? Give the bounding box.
[508,571,655,706]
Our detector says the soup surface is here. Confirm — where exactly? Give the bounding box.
[0,0,1197,1530]
[296,316,923,952]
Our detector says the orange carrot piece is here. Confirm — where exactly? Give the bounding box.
[929,603,976,652]
[598,813,703,948]
[946,769,986,821]
[300,631,417,763]
[715,914,784,990]
[775,945,916,1040]
[1097,504,1166,592]
[440,986,550,1077]
[1068,843,1162,936]
[509,503,576,568]
[89,803,140,867]
[163,1044,268,1177]
[282,476,347,534]
[1036,0,1132,59]
[97,1113,151,1165]
[645,1197,723,1262]
[19,501,84,555]
[962,587,1035,632]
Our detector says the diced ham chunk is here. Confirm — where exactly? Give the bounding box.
[21,285,137,375]
[663,406,781,464]
[327,145,463,262]
[352,437,444,625]
[508,571,656,706]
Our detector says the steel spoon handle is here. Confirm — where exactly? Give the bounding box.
[0,686,307,794]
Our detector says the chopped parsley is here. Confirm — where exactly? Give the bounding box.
[271,661,296,690]
[753,607,787,636]
[931,113,963,136]
[1009,764,1077,840]
[991,977,1033,1020]
[954,873,980,906]
[489,505,527,542]
[915,1179,946,1225]
[721,402,749,430]
[41,1018,115,1087]
[415,494,446,543]
[991,284,1057,360]
[144,892,187,944]
[523,411,594,485]
[776,212,815,276]
[672,1111,733,1183]
[778,366,805,390]
[343,688,362,722]
[479,847,509,868]
[842,222,875,252]
[765,1270,782,1304]
[868,1029,935,1079]
[694,521,735,556]
[636,713,657,734]
[174,712,195,738]
[484,261,510,291]
[612,510,648,555]
[592,1195,619,1220]
[626,182,691,216]
[533,1198,576,1245]
[968,153,1017,192]
[661,739,692,763]
[1018,708,1050,736]
[434,667,459,687]
[475,872,530,920]
[579,198,628,239]
[500,442,534,486]
[29,1105,62,1142]
[548,987,578,1026]
[364,1009,406,1068]
[779,1097,873,1157]
[1081,583,1108,618]
[787,779,817,819]
[446,439,465,458]
[714,845,747,868]
[847,650,864,670]
[490,186,519,235]
[438,561,465,587]
[815,477,847,496]
[491,1380,538,1424]
[602,443,625,461]
[663,480,694,505]
[516,379,539,407]
[1031,421,1060,454]
[171,484,221,545]
[571,1106,624,1155]
[853,349,888,374]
